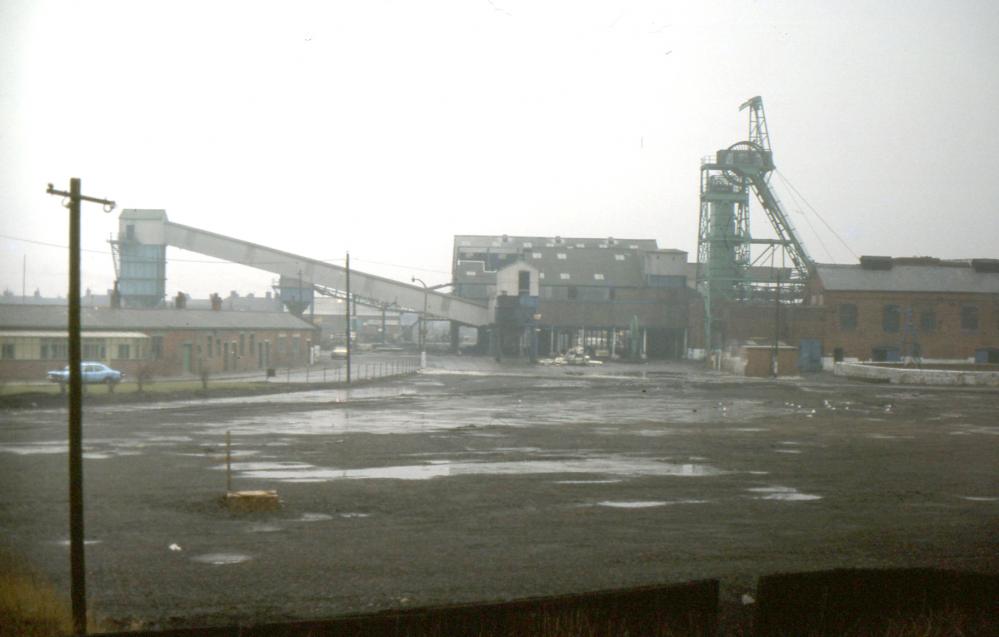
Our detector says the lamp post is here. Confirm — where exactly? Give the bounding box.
[412,277,428,368]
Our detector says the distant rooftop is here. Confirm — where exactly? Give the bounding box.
[0,305,315,332]
[815,257,999,294]
[454,235,660,252]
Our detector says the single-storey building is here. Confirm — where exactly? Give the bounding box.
[0,305,319,381]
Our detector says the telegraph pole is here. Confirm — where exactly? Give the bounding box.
[45,179,115,636]
[345,252,351,384]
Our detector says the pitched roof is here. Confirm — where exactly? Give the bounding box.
[815,263,999,294]
[0,305,316,332]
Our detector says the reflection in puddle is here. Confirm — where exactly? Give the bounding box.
[298,513,334,522]
[555,479,623,485]
[748,486,821,501]
[230,456,726,483]
[55,539,101,547]
[596,499,708,509]
[960,496,998,502]
[246,524,283,533]
[774,449,802,454]
[339,512,370,518]
[191,553,251,565]
[597,501,668,508]
[0,443,68,455]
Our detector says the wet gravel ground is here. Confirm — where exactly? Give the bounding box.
[1,356,997,629]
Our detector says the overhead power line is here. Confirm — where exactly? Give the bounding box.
[774,170,859,261]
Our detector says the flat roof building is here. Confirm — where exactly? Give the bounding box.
[452,235,692,359]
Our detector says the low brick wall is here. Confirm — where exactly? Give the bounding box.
[835,362,999,386]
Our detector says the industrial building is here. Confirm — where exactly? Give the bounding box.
[453,235,693,359]
[0,305,317,381]
[802,257,999,365]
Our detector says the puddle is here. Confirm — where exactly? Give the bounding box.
[297,513,334,522]
[231,456,727,483]
[949,426,999,436]
[959,496,997,502]
[246,524,283,533]
[555,479,624,485]
[55,539,101,547]
[748,486,822,501]
[339,512,370,518]
[595,499,708,509]
[0,443,68,456]
[774,449,802,454]
[191,553,251,565]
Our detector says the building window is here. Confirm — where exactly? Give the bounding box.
[465,271,477,277]
[249,333,256,354]
[117,344,130,360]
[206,336,213,357]
[615,254,626,261]
[41,339,68,360]
[883,305,901,333]
[239,333,245,356]
[919,308,937,333]
[1,343,15,359]
[567,286,578,300]
[609,288,616,300]
[557,253,567,260]
[961,305,979,331]
[839,304,858,331]
[560,273,570,280]
[518,271,531,295]
[82,341,106,360]
[151,336,163,359]
[593,273,605,280]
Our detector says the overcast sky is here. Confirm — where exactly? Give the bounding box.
[2,0,998,300]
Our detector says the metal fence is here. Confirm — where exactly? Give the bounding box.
[272,356,422,384]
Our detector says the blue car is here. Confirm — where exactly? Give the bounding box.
[47,362,124,391]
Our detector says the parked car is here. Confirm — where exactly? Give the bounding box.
[47,362,124,390]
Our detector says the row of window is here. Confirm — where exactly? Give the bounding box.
[0,338,143,361]
[839,303,987,333]
[203,333,301,358]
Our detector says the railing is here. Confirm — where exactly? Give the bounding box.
[271,356,422,385]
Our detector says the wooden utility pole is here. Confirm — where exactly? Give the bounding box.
[46,179,115,636]
[345,252,351,384]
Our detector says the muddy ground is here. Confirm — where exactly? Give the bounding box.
[0,356,996,630]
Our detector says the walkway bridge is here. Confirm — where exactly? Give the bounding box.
[110,209,491,326]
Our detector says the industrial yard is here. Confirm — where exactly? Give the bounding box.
[1,356,996,630]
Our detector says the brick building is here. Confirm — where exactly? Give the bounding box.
[0,305,318,381]
[803,257,999,364]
